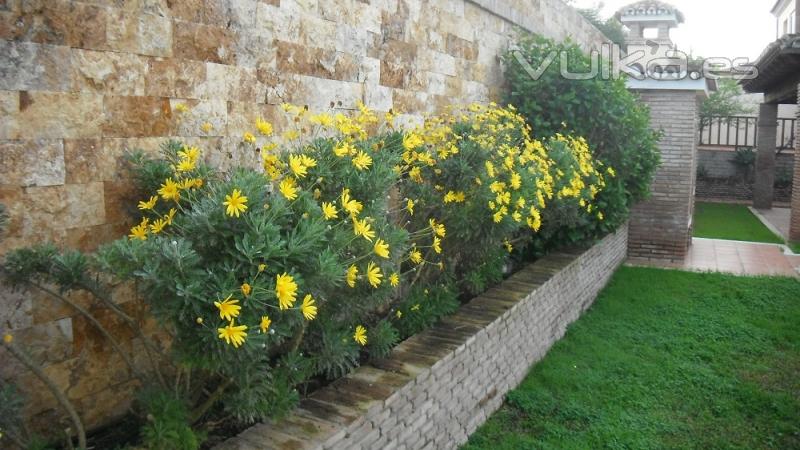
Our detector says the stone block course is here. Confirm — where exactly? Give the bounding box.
[217,225,628,450]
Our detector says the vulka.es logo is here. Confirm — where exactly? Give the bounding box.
[510,43,759,82]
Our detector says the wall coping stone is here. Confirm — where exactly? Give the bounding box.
[215,224,629,450]
[467,0,610,49]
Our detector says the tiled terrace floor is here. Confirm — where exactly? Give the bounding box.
[629,238,800,277]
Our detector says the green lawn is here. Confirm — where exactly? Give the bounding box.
[463,267,800,450]
[693,202,784,244]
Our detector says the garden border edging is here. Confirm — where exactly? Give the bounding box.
[216,223,629,450]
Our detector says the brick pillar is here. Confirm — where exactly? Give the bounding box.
[754,103,778,209]
[627,89,699,262]
[790,83,800,241]
[796,0,800,34]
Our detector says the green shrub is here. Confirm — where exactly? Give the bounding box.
[95,108,411,422]
[1,102,614,433]
[503,34,660,247]
[138,389,203,450]
[397,104,608,295]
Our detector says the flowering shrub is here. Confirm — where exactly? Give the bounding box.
[396,104,608,295]
[2,102,618,438]
[96,105,413,422]
[504,35,660,246]
[100,102,611,423]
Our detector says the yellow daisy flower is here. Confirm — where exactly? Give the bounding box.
[300,294,317,320]
[321,202,339,220]
[334,141,354,157]
[374,239,390,258]
[178,146,200,162]
[275,273,298,310]
[128,223,148,241]
[353,325,367,346]
[353,217,376,242]
[214,295,241,321]
[150,218,167,234]
[352,151,373,170]
[289,154,309,178]
[279,177,298,201]
[366,262,382,288]
[341,189,363,216]
[223,189,248,217]
[176,158,196,173]
[256,117,273,136]
[346,265,358,288]
[432,236,442,254]
[259,315,271,333]
[218,320,247,348]
[137,196,157,210]
[165,208,177,225]
[158,178,181,202]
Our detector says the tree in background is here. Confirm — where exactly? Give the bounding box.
[503,35,660,252]
[700,78,754,126]
[575,2,627,49]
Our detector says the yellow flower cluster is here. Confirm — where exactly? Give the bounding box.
[212,270,319,348]
[245,104,410,294]
[129,146,202,240]
[395,103,556,250]
[133,100,610,354]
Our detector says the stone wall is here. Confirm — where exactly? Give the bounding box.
[0,0,608,433]
[695,178,793,204]
[697,147,795,180]
[216,224,629,450]
[696,146,794,204]
[627,89,701,262]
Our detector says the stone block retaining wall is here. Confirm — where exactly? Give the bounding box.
[216,223,628,450]
[0,0,607,430]
[695,178,793,204]
[697,147,794,180]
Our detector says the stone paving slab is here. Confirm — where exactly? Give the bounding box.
[628,238,800,277]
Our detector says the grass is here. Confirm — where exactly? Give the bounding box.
[693,202,784,244]
[790,242,800,255]
[463,267,800,450]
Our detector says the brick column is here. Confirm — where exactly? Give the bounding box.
[754,103,778,209]
[627,89,699,262]
[790,83,800,241]
[796,0,800,35]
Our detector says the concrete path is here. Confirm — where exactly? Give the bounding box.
[629,238,800,277]
[750,207,791,241]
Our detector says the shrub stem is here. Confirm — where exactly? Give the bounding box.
[2,341,87,450]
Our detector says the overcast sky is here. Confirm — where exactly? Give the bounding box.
[570,0,777,61]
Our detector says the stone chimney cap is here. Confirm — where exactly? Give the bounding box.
[615,1,685,24]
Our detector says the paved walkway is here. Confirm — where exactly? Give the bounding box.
[751,207,791,241]
[629,238,800,277]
